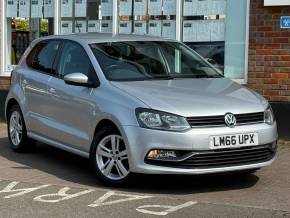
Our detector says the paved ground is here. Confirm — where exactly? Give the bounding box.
[0,124,290,217]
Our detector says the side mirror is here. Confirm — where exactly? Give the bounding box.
[64,73,97,88]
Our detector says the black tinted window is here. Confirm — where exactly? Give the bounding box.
[57,41,93,78]
[27,40,60,74]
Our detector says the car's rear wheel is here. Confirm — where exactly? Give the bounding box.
[90,126,131,186]
[7,105,37,152]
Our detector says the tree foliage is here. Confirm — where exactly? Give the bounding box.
[14,19,48,33]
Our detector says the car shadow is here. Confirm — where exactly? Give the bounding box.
[0,136,259,195]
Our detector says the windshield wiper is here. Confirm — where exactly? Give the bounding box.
[145,75,175,80]
[172,74,223,79]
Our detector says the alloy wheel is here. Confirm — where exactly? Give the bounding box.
[96,135,130,180]
[9,111,23,146]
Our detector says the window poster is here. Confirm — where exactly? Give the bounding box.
[197,0,211,15]
[148,0,162,16]
[183,0,197,16]
[119,0,132,16]
[148,20,162,36]
[183,21,197,42]
[19,0,30,18]
[75,20,87,33]
[162,20,176,39]
[61,21,73,34]
[101,0,113,16]
[196,20,211,42]
[61,0,73,17]
[31,0,43,18]
[133,21,147,34]
[134,0,146,16]
[163,0,176,15]
[44,0,54,17]
[7,0,18,17]
[88,20,100,32]
[101,21,112,32]
[211,19,225,41]
[211,0,226,15]
[75,0,87,17]
[119,21,133,33]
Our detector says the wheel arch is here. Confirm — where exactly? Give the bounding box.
[90,119,122,156]
[5,98,20,122]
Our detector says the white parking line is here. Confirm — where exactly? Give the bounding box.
[34,187,95,203]
[136,201,197,216]
[0,180,197,216]
[0,181,50,199]
[88,191,153,207]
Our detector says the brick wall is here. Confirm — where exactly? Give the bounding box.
[0,77,10,90]
[248,0,290,102]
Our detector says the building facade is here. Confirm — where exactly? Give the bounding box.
[0,0,289,104]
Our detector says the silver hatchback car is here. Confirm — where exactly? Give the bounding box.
[5,33,277,185]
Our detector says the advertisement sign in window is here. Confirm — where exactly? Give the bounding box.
[148,20,162,36]
[61,0,73,17]
[19,0,30,18]
[162,20,176,40]
[44,0,55,17]
[88,20,100,32]
[119,21,133,33]
[7,0,18,17]
[120,0,132,16]
[61,21,73,34]
[75,0,87,17]
[148,0,162,16]
[31,0,43,18]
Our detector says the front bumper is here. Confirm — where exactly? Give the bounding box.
[122,122,278,174]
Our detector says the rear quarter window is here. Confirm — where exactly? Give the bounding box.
[26,40,61,74]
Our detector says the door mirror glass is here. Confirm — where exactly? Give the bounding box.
[64,73,93,87]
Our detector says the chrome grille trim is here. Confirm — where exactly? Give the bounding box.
[187,112,265,127]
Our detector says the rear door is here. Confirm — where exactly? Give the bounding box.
[22,40,61,135]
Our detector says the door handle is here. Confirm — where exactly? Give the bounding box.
[22,79,28,87]
[49,87,56,94]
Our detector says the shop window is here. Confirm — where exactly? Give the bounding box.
[3,0,249,81]
[118,0,177,39]
[5,0,55,71]
[60,0,111,34]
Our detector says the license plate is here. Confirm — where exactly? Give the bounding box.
[209,133,258,150]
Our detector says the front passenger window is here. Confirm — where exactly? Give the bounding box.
[57,41,94,78]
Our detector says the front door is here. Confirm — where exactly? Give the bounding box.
[45,41,98,152]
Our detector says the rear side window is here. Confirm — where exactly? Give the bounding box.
[27,40,60,74]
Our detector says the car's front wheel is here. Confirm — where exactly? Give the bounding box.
[90,126,131,186]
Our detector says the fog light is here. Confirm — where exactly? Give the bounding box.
[147,150,177,160]
[271,141,277,150]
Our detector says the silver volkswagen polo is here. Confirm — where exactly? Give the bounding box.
[5,33,277,185]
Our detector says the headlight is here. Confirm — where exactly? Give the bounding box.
[264,106,275,125]
[136,108,191,131]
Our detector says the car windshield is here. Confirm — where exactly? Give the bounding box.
[90,41,223,81]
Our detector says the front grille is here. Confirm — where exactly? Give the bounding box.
[146,145,276,169]
[187,112,264,127]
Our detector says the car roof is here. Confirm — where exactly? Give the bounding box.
[40,33,175,44]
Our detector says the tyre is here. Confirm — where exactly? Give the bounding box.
[90,126,131,186]
[7,105,37,152]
